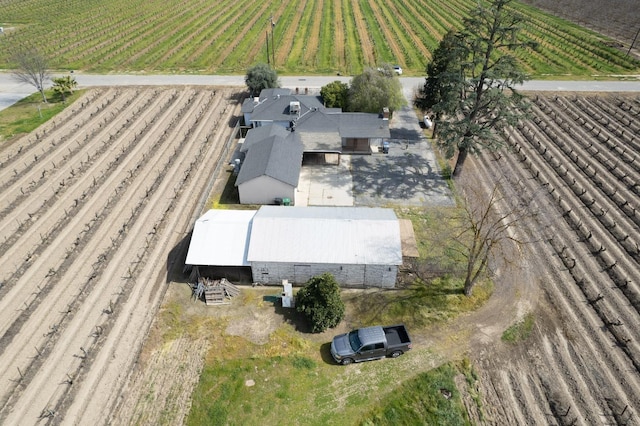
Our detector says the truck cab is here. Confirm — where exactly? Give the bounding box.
[331,325,412,365]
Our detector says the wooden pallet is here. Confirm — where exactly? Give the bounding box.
[195,277,241,305]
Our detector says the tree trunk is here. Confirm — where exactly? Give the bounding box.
[39,89,47,103]
[452,146,468,178]
[464,278,474,296]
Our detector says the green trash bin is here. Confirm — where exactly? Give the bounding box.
[282,197,291,206]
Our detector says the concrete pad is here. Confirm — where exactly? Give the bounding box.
[295,167,311,207]
[351,103,454,207]
[295,156,354,206]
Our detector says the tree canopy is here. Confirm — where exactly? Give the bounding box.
[245,63,280,95]
[414,30,464,115]
[320,80,349,109]
[424,0,537,177]
[11,47,50,103]
[295,273,345,333]
[347,64,405,114]
[52,75,77,102]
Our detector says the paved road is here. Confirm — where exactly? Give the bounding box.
[1,73,640,112]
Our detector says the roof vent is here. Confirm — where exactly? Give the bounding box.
[253,97,259,105]
[290,101,301,115]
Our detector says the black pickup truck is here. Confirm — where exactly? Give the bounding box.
[330,325,412,365]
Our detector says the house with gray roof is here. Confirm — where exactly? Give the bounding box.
[236,88,391,205]
[239,124,290,153]
[235,131,303,205]
[241,88,390,155]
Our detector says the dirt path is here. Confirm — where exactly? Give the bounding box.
[350,0,376,67]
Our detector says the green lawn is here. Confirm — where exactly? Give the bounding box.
[0,90,84,144]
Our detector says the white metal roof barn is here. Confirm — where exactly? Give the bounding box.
[248,206,402,287]
[185,206,403,288]
[248,206,402,264]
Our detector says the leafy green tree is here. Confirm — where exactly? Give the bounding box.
[11,47,50,103]
[52,75,77,102]
[347,65,405,114]
[429,0,537,178]
[245,63,280,95]
[320,80,349,109]
[414,30,465,136]
[295,273,345,333]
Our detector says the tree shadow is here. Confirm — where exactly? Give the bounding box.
[274,302,312,333]
[349,143,453,205]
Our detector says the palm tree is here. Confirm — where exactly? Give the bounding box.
[52,75,78,102]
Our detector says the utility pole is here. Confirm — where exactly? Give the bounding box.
[266,31,270,65]
[271,16,276,67]
[627,25,640,57]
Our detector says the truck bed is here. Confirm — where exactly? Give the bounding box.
[383,325,411,347]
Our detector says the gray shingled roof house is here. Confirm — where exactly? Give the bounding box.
[241,88,390,154]
[239,124,290,153]
[235,131,303,205]
[236,88,391,205]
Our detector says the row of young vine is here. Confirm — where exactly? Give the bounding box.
[0,0,637,75]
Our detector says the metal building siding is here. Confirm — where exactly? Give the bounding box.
[250,262,396,287]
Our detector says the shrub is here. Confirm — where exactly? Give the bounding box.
[320,80,349,109]
[295,273,345,333]
[245,63,279,95]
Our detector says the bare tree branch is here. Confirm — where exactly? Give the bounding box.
[11,48,50,103]
[456,177,539,296]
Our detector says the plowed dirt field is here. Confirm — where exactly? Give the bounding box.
[459,92,640,424]
[0,86,241,424]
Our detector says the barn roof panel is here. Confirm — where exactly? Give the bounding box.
[185,209,257,266]
[247,206,402,265]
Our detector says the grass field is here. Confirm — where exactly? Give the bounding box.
[0,0,638,77]
[0,90,84,142]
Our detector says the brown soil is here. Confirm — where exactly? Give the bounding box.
[455,93,640,424]
[350,0,376,67]
[521,0,640,57]
[0,86,242,424]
